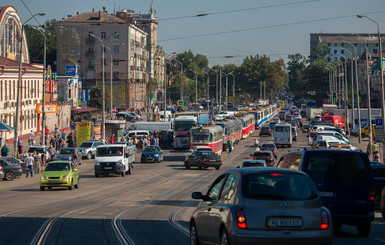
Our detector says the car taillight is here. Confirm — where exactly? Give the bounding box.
[203,159,207,162]
[0,167,2,172]
[19,167,22,171]
[320,209,329,230]
[236,208,247,229]
[219,159,222,162]
[260,129,262,132]
[267,157,274,162]
[273,149,277,152]
[368,188,376,201]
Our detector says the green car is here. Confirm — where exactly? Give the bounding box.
[40,161,79,191]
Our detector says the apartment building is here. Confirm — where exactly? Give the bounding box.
[56,8,148,109]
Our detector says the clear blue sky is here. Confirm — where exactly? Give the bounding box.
[4,0,385,66]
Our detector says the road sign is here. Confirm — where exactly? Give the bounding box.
[177,100,184,106]
[228,96,235,103]
[376,118,383,127]
[337,93,343,99]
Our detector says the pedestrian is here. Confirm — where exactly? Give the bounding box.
[67,132,73,147]
[1,143,9,156]
[17,136,23,157]
[29,130,35,146]
[71,149,79,167]
[33,151,41,174]
[25,153,34,178]
[41,151,47,170]
[110,134,115,144]
[49,144,56,161]
[228,138,233,153]
[61,130,66,141]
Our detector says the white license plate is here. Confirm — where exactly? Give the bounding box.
[49,180,60,183]
[104,167,112,170]
[267,217,302,228]
[319,191,334,197]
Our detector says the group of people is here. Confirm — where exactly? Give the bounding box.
[24,151,48,177]
[127,131,173,151]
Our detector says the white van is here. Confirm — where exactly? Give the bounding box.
[128,122,172,133]
[274,123,292,148]
[317,130,349,144]
[159,111,172,122]
[125,130,150,139]
[94,144,134,177]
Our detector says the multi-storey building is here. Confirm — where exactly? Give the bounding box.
[56,8,148,109]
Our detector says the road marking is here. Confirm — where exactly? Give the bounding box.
[2,194,15,198]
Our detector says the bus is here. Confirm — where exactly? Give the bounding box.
[190,125,224,155]
[173,112,210,148]
[274,123,292,148]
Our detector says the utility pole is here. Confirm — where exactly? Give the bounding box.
[366,47,373,160]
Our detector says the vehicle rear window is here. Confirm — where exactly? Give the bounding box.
[305,152,370,179]
[242,162,265,167]
[262,144,275,148]
[253,152,271,158]
[243,172,318,200]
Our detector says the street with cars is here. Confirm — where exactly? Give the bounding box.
[0,104,384,245]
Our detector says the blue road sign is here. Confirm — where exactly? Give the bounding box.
[337,93,343,99]
[177,100,184,106]
[376,118,383,126]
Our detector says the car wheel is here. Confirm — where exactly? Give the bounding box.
[141,159,144,163]
[220,229,231,245]
[185,164,191,169]
[361,133,366,138]
[95,173,99,178]
[5,172,15,181]
[87,152,92,160]
[68,180,73,190]
[190,222,200,245]
[357,222,371,236]
[198,164,202,170]
[40,186,45,191]
[48,187,52,190]
[74,179,79,189]
[215,166,220,170]
[121,171,125,177]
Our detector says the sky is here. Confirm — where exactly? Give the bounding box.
[3,0,385,66]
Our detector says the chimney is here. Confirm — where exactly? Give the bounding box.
[99,11,101,20]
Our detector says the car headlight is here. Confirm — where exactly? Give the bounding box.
[40,176,47,180]
[117,160,123,165]
[95,161,100,166]
[61,175,70,180]
[154,154,159,157]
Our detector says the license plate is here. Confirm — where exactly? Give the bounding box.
[209,159,217,162]
[104,167,112,170]
[280,139,285,141]
[319,191,334,197]
[49,180,60,183]
[267,217,302,228]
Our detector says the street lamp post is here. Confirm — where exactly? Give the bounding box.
[203,71,210,110]
[13,12,46,157]
[189,69,198,103]
[358,15,384,148]
[210,69,218,104]
[174,59,183,101]
[343,49,355,130]
[31,25,47,144]
[341,55,349,133]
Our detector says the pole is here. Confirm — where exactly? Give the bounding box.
[102,45,105,141]
[366,47,373,160]
[164,61,167,121]
[219,69,222,107]
[110,53,113,119]
[344,57,348,133]
[356,56,361,143]
[225,73,228,106]
[215,71,218,104]
[174,59,183,101]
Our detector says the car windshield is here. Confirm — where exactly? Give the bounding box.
[305,152,370,179]
[80,142,92,148]
[261,144,275,148]
[242,162,265,167]
[59,149,72,154]
[243,172,318,200]
[28,147,44,153]
[175,121,196,131]
[96,147,124,156]
[253,152,271,158]
[143,146,159,152]
[192,133,211,142]
[45,162,71,171]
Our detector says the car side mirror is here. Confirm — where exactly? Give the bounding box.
[124,153,129,158]
[192,192,209,201]
[236,166,240,168]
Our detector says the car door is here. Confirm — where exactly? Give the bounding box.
[195,174,227,243]
[71,163,79,184]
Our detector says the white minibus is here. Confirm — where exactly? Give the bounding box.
[274,123,292,148]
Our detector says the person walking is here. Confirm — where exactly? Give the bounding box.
[1,143,9,156]
[41,151,47,170]
[17,136,23,157]
[110,134,115,144]
[25,153,34,178]
[28,130,35,146]
[49,144,56,161]
[228,138,233,153]
[33,151,41,174]
[71,149,79,167]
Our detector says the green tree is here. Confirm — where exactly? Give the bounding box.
[310,44,331,63]
[302,59,329,105]
[287,53,308,94]
[25,19,57,70]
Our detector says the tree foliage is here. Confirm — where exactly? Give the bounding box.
[25,19,57,69]
[287,53,308,93]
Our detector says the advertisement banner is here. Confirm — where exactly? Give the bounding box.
[65,65,78,76]
[36,104,58,114]
[76,122,91,146]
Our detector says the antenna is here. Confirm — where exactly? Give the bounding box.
[149,0,154,14]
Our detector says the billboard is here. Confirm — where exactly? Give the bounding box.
[65,65,78,76]
[76,122,91,146]
[36,104,58,114]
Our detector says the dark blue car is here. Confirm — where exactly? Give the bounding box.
[141,145,163,163]
[277,149,375,236]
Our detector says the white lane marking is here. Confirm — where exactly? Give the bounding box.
[2,194,15,198]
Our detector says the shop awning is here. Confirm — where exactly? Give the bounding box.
[0,121,14,132]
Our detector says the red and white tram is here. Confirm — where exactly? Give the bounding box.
[190,125,224,155]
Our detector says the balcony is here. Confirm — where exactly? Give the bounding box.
[86,64,95,70]
[85,38,95,44]
[85,51,96,57]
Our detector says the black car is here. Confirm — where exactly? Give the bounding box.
[184,151,222,170]
[371,164,385,209]
[0,157,29,175]
[0,158,23,180]
[259,126,272,137]
[116,112,136,121]
[250,151,275,166]
[259,143,278,158]
[303,124,310,133]
[381,186,385,219]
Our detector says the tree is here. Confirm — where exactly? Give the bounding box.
[287,53,308,94]
[302,59,329,105]
[310,44,331,63]
[25,19,57,70]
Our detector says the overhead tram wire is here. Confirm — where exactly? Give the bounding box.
[158,0,319,21]
[159,10,385,42]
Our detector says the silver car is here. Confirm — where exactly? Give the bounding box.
[190,168,333,245]
[76,141,104,159]
[54,148,82,165]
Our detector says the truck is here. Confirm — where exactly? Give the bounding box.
[306,108,323,120]
[128,122,172,133]
[306,100,316,108]
[173,112,210,148]
[321,114,345,128]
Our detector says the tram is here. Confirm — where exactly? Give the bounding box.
[190,125,224,155]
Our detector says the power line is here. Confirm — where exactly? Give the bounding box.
[159,10,385,42]
[159,0,319,21]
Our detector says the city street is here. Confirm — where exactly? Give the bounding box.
[0,128,384,245]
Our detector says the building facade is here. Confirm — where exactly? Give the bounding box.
[56,8,148,109]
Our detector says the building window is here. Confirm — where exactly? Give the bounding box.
[88,46,93,52]
[113,45,119,53]
[113,60,119,66]
[113,32,119,40]
[334,50,338,54]
[341,43,344,47]
[13,80,15,100]
[373,49,378,54]
[335,43,337,46]
[327,43,330,46]
[327,57,331,62]
[5,80,7,100]
[354,43,357,47]
[376,43,378,47]
[341,49,344,54]
[101,32,106,40]
[101,58,106,66]
[9,80,12,99]
[100,45,106,53]
[88,32,94,42]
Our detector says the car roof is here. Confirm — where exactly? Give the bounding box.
[253,150,273,154]
[228,167,307,176]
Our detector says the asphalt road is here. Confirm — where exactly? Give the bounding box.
[0,124,384,245]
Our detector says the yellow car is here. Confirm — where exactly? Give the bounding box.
[40,161,79,191]
[361,124,375,138]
